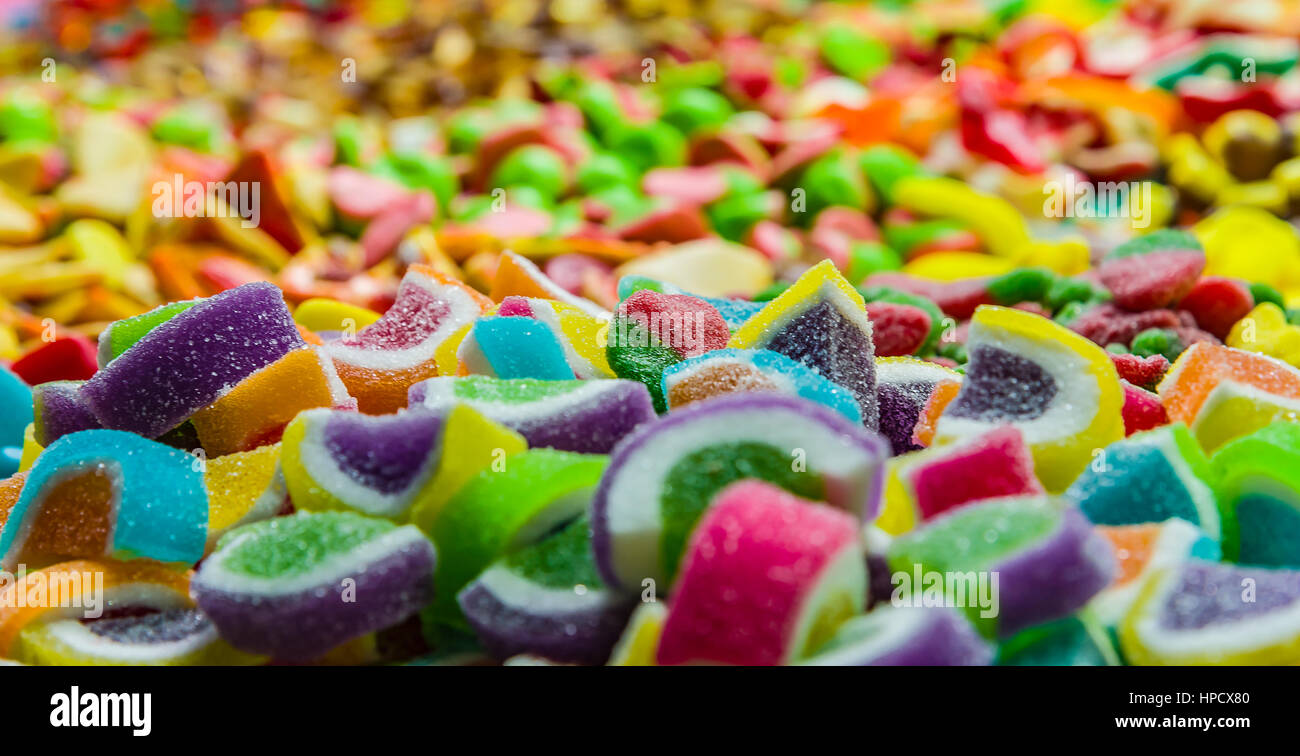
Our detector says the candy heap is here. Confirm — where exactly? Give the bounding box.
[8,0,1300,666]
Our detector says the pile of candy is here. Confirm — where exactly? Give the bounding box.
[8,0,1300,665]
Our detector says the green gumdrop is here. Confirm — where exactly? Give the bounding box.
[577,152,639,193]
[660,443,825,585]
[774,57,808,88]
[799,150,870,221]
[1054,301,1088,325]
[859,144,922,205]
[846,241,902,283]
[0,90,56,144]
[882,218,967,257]
[1250,281,1285,309]
[490,144,568,202]
[574,81,626,144]
[661,87,734,136]
[936,341,967,365]
[503,184,552,211]
[820,27,891,81]
[333,117,366,166]
[381,153,459,215]
[549,199,585,236]
[608,122,686,173]
[988,268,1056,306]
[655,60,725,90]
[445,110,491,154]
[606,319,681,413]
[1130,328,1181,362]
[153,108,218,152]
[1046,276,1103,312]
[753,282,791,302]
[706,191,773,242]
[592,185,654,227]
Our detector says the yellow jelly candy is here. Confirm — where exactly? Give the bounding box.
[204,443,284,552]
[606,601,667,666]
[1228,302,1300,367]
[934,305,1124,492]
[293,298,382,335]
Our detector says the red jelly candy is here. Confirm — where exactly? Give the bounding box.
[1109,352,1170,391]
[1177,276,1254,340]
[1097,250,1204,311]
[618,290,729,358]
[10,334,98,384]
[1120,381,1169,436]
[865,302,931,357]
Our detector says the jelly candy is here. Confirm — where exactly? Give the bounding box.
[801,606,993,666]
[459,516,635,665]
[591,393,887,591]
[607,289,730,413]
[729,260,880,427]
[934,306,1125,492]
[192,511,436,661]
[1090,519,1220,629]
[661,348,862,423]
[31,381,100,446]
[656,481,865,666]
[204,443,286,552]
[1212,422,1300,568]
[874,357,962,456]
[409,376,654,454]
[0,430,207,569]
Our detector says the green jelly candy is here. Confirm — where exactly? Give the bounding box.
[706,190,774,242]
[1130,328,1180,362]
[799,149,871,220]
[98,300,201,366]
[577,152,639,193]
[606,319,681,413]
[490,144,568,202]
[859,145,922,204]
[374,153,459,214]
[820,27,891,81]
[996,615,1119,666]
[428,449,609,629]
[1046,276,1104,312]
[218,510,396,578]
[574,81,627,144]
[0,90,56,144]
[1251,281,1285,309]
[846,241,902,283]
[333,117,366,166]
[593,185,655,227]
[153,107,219,152]
[988,268,1056,306]
[661,87,734,136]
[882,217,967,257]
[608,122,686,173]
[1211,422,1300,568]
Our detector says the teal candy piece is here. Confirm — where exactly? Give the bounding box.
[1211,422,1300,568]
[995,614,1120,666]
[615,275,762,332]
[1066,423,1220,540]
[0,430,207,568]
[463,317,575,380]
[0,364,33,449]
[661,348,863,423]
[0,447,19,478]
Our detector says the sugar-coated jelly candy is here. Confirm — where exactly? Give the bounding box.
[192,511,436,662]
[409,376,654,454]
[728,260,880,428]
[283,404,525,523]
[617,274,765,332]
[1120,381,1169,435]
[30,381,99,446]
[94,300,199,367]
[592,393,888,592]
[995,614,1119,666]
[934,305,1124,492]
[657,481,865,666]
[1090,519,1220,629]
[800,605,993,666]
[1211,422,1300,568]
[17,606,261,667]
[874,357,961,456]
[325,264,492,414]
[0,430,207,570]
[1158,342,1300,453]
[457,316,578,379]
[1097,230,1205,312]
[191,347,352,456]
[81,283,305,438]
[483,296,613,379]
[888,496,1115,638]
[427,449,607,630]
[10,334,98,385]
[293,298,382,334]
[0,559,193,658]
[1119,560,1300,665]
[1066,423,1220,540]
[490,250,609,319]
[606,601,668,667]
[877,426,1044,535]
[606,289,730,413]
[204,443,286,552]
[458,517,636,665]
[0,364,32,449]
[661,347,862,422]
